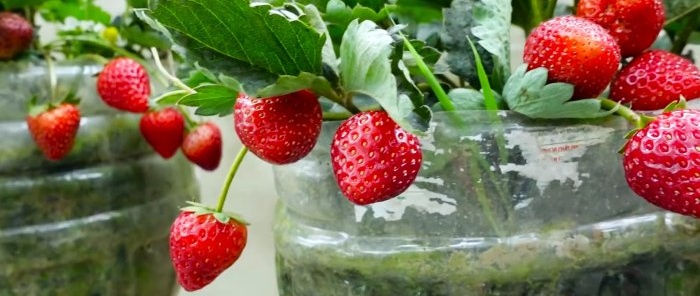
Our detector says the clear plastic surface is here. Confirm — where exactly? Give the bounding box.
[273,111,700,295]
[0,59,198,295]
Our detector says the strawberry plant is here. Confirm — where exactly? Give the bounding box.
[126,0,700,293]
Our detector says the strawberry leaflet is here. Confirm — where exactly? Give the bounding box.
[502,64,616,119]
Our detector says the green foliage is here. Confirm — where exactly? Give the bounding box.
[40,0,111,25]
[502,65,615,119]
[442,0,511,92]
[148,0,326,78]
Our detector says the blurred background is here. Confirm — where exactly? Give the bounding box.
[36,1,699,296]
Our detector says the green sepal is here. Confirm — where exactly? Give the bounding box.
[663,96,688,113]
[61,90,81,105]
[181,201,250,225]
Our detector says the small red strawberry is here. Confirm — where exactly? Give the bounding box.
[234,90,322,165]
[182,122,222,171]
[330,111,422,205]
[523,15,621,100]
[139,107,185,159]
[169,207,247,291]
[26,103,81,161]
[610,50,700,111]
[96,57,151,113]
[623,109,700,218]
[0,12,33,59]
[576,0,665,57]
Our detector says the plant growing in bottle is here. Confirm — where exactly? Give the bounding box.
[7,0,700,294]
[123,0,700,294]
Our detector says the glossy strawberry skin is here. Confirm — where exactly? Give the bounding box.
[234,90,322,165]
[576,0,665,58]
[610,50,700,111]
[182,122,222,171]
[330,111,422,205]
[96,57,151,113]
[139,107,185,159]
[26,103,81,161]
[523,15,621,100]
[169,211,247,292]
[0,12,33,59]
[623,109,700,218]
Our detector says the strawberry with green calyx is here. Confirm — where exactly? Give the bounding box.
[169,203,248,292]
[26,101,81,161]
[182,121,222,171]
[331,110,422,205]
[170,147,250,291]
[600,98,700,218]
[0,12,33,60]
[576,0,665,58]
[523,15,621,100]
[609,50,700,111]
[234,90,322,165]
[97,57,151,113]
[139,107,185,159]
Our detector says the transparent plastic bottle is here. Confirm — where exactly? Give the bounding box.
[273,111,700,295]
[0,58,198,295]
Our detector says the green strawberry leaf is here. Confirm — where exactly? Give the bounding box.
[155,90,190,106]
[302,4,339,74]
[325,0,393,45]
[437,88,506,111]
[148,0,325,77]
[179,84,238,117]
[442,0,511,92]
[257,72,341,100]
[340,20,428,133]
[40,0,111,25]
[1,0,49,9]
[664,0,700,25]
[503,64,616,119]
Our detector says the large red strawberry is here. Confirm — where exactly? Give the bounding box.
[610,50,700,111]
[576,0,665,58]
[182,122,222,171]
[523,15,621,100]
[96,57,151,113]
[139,107,185,159]
[234,90,322,165]
[623,109,700,218]
[330,111,422,205]
[0,12,33,59]
[26,103,81,161]
[169,208,247,291]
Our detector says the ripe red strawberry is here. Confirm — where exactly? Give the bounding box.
[139,107,185,159]
[610,50,700,111]
[169,209,247,291]
[96,57,151,113]
[576,0,665,58]
[523,15,621,100]
[182,122,222,171]
[0,12,33,59]
[623,109,700,218]
[234,90,322,165]
[26,103,81,161]
[330,111,422,205]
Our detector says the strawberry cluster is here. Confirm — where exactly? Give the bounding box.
[524,0,700,218]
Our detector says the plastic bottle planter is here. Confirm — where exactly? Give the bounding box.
[0,59,198,295]
[273,111,700,295]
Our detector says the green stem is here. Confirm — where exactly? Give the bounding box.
[44,51,57,104]
[323,111,352,121]
[178,106,198,131]
[150,47,196,94]
[599,98,645,128]
[401,36,455,111]
[215,147,249,213]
